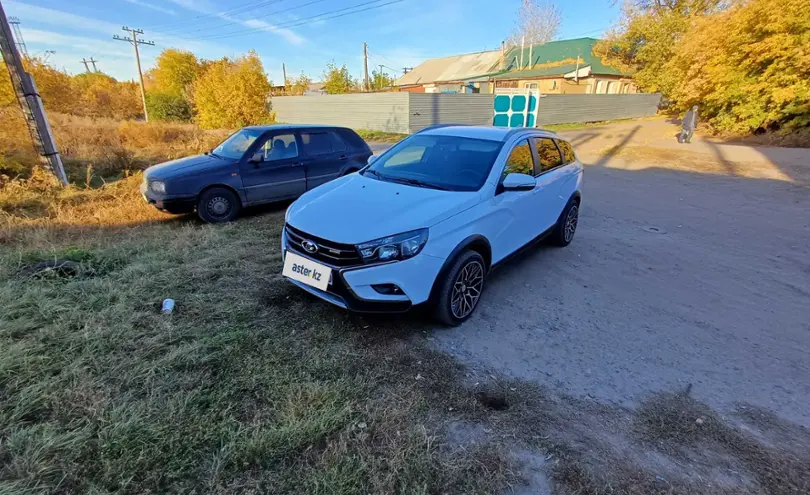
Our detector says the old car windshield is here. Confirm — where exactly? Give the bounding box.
[363,135,503,191]
[212,129,264,160]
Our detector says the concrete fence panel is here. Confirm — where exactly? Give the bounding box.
[272,93,410,134]
[535,94,662,125]
[407,94,495,133]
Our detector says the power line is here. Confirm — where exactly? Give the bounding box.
[186,0,404,42]
[143,0,284,31]
[172,0,329,37]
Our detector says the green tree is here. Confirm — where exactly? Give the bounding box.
[146,92,192,121]
[370,70,395,91]
[321,62,354,94]
[192,51,272,129]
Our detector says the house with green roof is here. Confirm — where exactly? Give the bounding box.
[489,37,636,95]
[393,38,636,95]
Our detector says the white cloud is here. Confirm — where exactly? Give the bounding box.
[123,0,178,16]
[239,18,306,46]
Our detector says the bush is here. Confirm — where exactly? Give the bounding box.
[146,92,192,122]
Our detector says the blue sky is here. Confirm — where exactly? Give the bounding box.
[5,0,620,84]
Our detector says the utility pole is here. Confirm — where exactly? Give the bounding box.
[282,62,287,92]
[8,16,27,58]
[81,58,91,73]
[402,67,412,75]
[363,42,369,92]
[113,27,154,122]
[0,2,67,185]
[89,57,98,72]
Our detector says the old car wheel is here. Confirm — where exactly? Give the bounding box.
[197,187,241,223]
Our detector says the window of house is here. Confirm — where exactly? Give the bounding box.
[532,138,563,174]
[301,131,346,155]
[555,140,577,164]
[502,139,534,177]
[551,80,557,90]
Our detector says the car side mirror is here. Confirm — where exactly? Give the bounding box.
[368,155,378,164]
[248,152,264,164]
[501,173,536,191]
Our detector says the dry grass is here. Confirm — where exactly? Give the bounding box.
[0,109,229,183]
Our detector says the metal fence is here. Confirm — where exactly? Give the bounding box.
[535,94,662,125]
[271,92,662,133]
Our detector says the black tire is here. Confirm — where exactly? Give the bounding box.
[550,198,579,247]
[433,250,486,326]
[197,187,241,223]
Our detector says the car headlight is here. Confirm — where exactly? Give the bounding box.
[356,228,428,262]
[149,181,166,194]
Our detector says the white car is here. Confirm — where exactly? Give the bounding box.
[282,125,583,325]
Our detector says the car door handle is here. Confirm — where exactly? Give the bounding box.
[338,155,347,161]
[291,162,304,167]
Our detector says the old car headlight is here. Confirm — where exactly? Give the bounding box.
[149,181,166,194]
[356,228,428,262]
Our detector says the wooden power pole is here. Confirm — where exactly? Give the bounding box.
[0,1,67,185]
[113,27,154,122]
[282,62,287,91]
[363,42,370,92]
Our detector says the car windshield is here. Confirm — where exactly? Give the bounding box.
[362,135,504,191]
[212,128,264,160]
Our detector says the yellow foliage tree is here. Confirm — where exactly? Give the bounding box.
[1,58,75,114]
[192,51,272,129]
[71,72,143,120]
[148,49,201,97]
[596,0,810,133]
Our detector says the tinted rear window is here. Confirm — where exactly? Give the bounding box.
[555,139,577,163]
[337,128,370,151]
[301,131,345,155]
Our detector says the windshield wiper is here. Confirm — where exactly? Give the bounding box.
[386,177,450,191]
[363,168,384,179]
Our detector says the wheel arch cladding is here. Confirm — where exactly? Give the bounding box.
[571,190,581,205]
[199,184,243,207]
[428,235,492,303]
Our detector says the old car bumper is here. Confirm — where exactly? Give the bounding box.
[140,183,196,214]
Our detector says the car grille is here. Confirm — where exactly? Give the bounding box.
[285,224,363,267]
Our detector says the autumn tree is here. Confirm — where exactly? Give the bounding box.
[149,49,201,97]
[370,70,395,91]
[286,73,311,95]
[321,62,354,94]
[597,0,810,133]
[193,51,272,129]
[1,58,74,114]
[72,72,142,120]
[506,0,561,47]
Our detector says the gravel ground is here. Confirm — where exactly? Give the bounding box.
[433,160,810,427]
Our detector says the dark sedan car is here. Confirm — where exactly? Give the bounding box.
[141,124,373,223]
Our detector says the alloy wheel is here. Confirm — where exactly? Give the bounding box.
[564,205,578,243]
[450,260,484,319]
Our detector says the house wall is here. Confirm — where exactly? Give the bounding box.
[271,93,410,134]
[496,75,637,95]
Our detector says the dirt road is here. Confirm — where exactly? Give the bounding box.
[430,122,810,428]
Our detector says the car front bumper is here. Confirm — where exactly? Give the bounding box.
[281,229,445,313]
[140,182,197,214]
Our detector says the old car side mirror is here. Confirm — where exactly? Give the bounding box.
[248,151,264,164]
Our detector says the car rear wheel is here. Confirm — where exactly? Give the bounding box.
[550,198,579,247]
[197,187,241,223]
[433,250,486,326]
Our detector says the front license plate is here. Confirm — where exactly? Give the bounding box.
[283,251,331,291]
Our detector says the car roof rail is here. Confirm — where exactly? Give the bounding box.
[503,127,558,140]
[414,123,470,134]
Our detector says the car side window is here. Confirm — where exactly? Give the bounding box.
[502,139,534,177]
[261,133,298,161]
[532,137,563,174]
[301,131,346,155]
[555,139,577,164]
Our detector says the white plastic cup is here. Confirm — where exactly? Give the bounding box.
[161,298,175,314]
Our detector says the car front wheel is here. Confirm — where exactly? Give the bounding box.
[197,187,241,223]
[434,250,486,326]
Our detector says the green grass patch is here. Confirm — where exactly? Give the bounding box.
[355,129,408,143]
